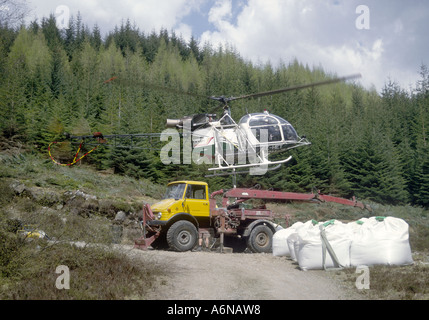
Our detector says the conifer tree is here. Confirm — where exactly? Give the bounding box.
[1,18,428,206]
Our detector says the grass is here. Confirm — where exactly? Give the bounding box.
[0,146,165,201]
[0,184,163,299]
[0,240,163,300]
[0,145,166,299]
[330,259,429,300]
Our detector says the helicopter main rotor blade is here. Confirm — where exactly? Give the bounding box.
[227,73,362,102]
[104,77,209,100]
[105,73,361,115]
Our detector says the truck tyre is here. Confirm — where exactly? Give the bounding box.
[166,220,198,252]
[247,224,273,253]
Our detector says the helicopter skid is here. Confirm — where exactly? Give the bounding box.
[205,164,282,177]
[208,156,292,173]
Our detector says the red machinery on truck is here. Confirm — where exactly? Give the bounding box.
[135,181,370,253]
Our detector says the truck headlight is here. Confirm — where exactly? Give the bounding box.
[157,212,162,219]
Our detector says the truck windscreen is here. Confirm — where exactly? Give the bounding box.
[163,183,186,200]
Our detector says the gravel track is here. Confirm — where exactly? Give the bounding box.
[122,246,362,300]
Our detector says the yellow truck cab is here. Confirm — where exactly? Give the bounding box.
[146,181,213,251]
[151,181,210,223]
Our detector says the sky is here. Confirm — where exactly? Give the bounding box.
[25,0,429,93]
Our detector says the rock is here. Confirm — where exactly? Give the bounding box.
[24,187,60,206]
[75,190,97,201]
[63,190,97,201]
[25,186,44,202]
[114,211,127,223]
[10,180,25,194]
[43,191,61,206]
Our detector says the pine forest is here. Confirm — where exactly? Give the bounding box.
[0,15,428,208]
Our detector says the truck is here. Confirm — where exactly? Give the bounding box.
[134,180,371,253]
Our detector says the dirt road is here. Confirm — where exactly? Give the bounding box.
[122,246,362,300]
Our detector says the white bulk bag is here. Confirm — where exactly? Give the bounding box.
[286,220,319,261]
[347,218,368,234]
[297,220,352,271]
[272,222,303,257]
[287,232,300,261]
[350,216,413,266]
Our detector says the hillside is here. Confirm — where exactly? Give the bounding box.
[0,139,428,300]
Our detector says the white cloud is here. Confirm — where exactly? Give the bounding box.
[307,39,385,90]
[174,23,193,42]
[199,0,426,91]
[121,0,194,30]
[28,0,203,38]
[208,0,232,25]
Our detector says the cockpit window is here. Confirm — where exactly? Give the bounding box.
[252,126,282,142]
[239,114,250,124]
[249,116,279,126]
[282,124,298,141]
[239,113,299,143]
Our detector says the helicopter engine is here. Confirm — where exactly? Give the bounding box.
[166,114,217,131]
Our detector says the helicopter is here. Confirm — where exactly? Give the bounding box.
[161,74,361,176]
[162,103,309,176]
[48,74,361,176]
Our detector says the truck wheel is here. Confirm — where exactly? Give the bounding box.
[247,224,273,253]
[166,220,198,252]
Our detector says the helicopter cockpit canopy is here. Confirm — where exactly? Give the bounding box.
[239,111,299,144]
